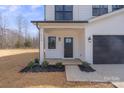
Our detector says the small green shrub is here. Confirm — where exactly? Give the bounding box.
[27,61,34,69]
[34,58,39,64]
[81,61,90,67]
[55,62,63,68]
[42,60,49,68]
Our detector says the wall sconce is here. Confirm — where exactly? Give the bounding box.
[88,36,92,43]
[58,37,61,41]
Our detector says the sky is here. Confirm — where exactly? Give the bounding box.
[0,5,44,37]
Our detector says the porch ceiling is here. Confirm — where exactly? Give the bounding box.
[31,21,88,29]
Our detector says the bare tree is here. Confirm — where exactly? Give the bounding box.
[0,13,3,48]
[32,33,39,48]
[3,16,8,48]
[15,14,25,48]
[0,13,39,49]
[23,18,33,48]
[23,19,29,42]
[0,13,8,48]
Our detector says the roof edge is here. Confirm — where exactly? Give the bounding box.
[89,8,124,23]
[31,20,88,24]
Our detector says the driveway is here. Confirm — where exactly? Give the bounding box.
[66,65,124,87]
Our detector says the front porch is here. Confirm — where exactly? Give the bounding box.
[46,58,82,65]
[44,28,85,60]
[31,21,87,64]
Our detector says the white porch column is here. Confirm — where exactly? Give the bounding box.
[39,28,44,65]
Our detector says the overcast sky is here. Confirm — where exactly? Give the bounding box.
[0,5,44,37]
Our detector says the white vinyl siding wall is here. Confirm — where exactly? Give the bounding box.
[44,28,85,60]
[45,5,113,21]
[85,11,124,64]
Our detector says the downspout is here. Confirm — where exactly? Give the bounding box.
[36,22,41,62]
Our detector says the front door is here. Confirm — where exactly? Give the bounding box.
[64,37,73,58]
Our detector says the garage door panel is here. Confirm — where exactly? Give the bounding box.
[93,35,124,64]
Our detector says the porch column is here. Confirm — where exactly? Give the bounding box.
[39,28,44,65]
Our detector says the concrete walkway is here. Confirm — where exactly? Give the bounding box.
[112,82,124,88]
[65,65,124,87]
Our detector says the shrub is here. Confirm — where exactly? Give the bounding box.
[24,40,32,48]
[15,40,22,48]
[34,58,39,64]
[55,62,63,68]
[81,61,90,67]
[42,60,49,68]
[27,61,34,69]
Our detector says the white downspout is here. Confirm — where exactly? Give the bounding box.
[36,23,44,65]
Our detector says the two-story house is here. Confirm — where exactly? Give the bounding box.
[32,5,124,64]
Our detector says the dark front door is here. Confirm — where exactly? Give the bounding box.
[93,35,124,64]
[64,37,73,58]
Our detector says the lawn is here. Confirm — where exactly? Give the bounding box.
[0,49,114,88]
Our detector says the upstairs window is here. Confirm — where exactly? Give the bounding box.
[112,5,124,11]
[55,5,73,20]
[92,5,108,16]
[48,37,56,49]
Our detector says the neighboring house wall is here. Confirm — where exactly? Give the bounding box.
[44,28,85,60]
[45,5,114,21]
[85,11,124,64]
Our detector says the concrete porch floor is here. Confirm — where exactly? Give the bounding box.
[46,58,82,65]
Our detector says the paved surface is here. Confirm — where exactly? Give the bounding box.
[65,65,124,87]
[112,82,124,88]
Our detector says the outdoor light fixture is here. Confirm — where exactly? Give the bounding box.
[58,37,61,41]
[88,36,92,43]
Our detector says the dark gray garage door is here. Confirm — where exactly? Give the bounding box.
[93,35,124,64]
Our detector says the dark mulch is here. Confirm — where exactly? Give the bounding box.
[20,64,65,72]
[78,65,96,72]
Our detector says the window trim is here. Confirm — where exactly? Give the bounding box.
[92,5,108,16]
[55,5,73,20]
[48,36,56,49]
[112,5,124,11]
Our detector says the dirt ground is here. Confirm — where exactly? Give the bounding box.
[0,49,114,88]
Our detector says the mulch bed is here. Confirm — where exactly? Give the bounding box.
[78,65,96,72]
[20,64,65,72]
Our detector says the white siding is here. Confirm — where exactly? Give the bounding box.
[78,29,85,60]
[45,5,113,21]
[73,5,92,20]
[45,5,55,20]
[44,5,124,64]
[108,5,112,12]
[73,5,79,20]
[44,28,85,60]
[85,12,124,64]
[78,5,92,20]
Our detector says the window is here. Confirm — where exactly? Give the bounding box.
[48,37,56,49]
[92,5,108,16]
[112,5,124,11]
[55,5,73,20]
[65,38,72,43]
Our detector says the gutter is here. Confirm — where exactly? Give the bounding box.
[35,23,40,61]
